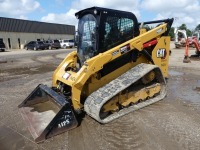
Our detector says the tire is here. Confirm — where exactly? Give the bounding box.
[49,46,52,50]
[70,46,73,48]
[33,47,37,51]
[26,47,28,50]
[63,45,67,49]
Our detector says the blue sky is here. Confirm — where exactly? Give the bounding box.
[32,0,157,22]
[26,0,73,21]
[0,0,200,29]
[28,0,156,22]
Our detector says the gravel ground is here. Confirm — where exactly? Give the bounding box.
[0,44,200,150]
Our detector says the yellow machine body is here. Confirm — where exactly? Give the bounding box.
[52,24,170,111]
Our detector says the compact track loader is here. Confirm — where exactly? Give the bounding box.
[18,7,173,142]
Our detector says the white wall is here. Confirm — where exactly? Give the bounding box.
[0,32,74,49]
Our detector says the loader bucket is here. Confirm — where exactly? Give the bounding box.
[18,84,78,143]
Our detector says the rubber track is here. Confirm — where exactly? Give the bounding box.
[84,63,167,123]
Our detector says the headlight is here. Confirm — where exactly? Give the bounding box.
[94,9,97,14]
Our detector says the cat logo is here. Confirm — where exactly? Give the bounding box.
[157,48,167,59]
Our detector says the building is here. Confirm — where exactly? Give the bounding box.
[0,17,75,49]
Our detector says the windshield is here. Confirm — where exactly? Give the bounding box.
[77,14,97,66]
[54,40,60,43]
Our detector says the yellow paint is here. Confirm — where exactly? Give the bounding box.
[152,36,170,77]
[103,83,161,112]
[52,22,170,111]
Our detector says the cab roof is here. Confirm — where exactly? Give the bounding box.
[75,6,138,20]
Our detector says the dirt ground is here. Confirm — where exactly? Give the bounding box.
[0,45,200,150]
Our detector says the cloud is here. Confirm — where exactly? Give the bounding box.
[141,0,200,29]
[141,0,190,12]
[41,9,78,25]
[40,0,200,29]
[71,0,141,17]
[0,0,40,19]
[41,0,141,26]
[55,0,66,6]
[19,15,28,20]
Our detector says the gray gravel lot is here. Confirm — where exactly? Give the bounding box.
[0,45,200,150]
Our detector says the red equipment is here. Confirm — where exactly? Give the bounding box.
[183,38,200,63]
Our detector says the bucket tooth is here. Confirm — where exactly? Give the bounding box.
[18,84,78,143]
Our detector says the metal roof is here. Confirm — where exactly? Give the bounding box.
[0,17,75,35]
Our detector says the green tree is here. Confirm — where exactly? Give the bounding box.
[169,27,175,38]
[178,24,192,36]
[186,29,192,36]
[178,24,187,30]
[195,24,200,31]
